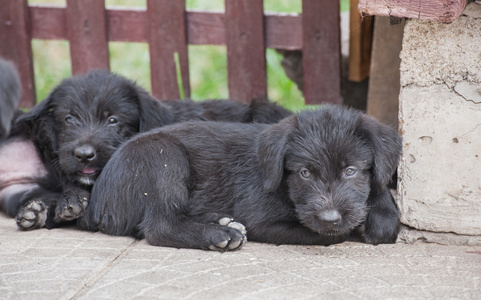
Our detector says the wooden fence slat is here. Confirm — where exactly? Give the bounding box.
[0,0,36,107]
[265,13,302,51]
[147,0,190,100]
[225,0,266,103]
[19,3,343,107]
[108,8,148,42]
[187,11,225,46]
[302,0,342,104]
[66,0,110,75]
[29,6,66,40]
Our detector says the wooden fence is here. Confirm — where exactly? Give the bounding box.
[0,0,341,108]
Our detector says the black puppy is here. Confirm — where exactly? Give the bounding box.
[2,70,170,229]
[78,105,402,251]
[0,70,290,230]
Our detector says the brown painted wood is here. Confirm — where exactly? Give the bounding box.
[0,0,36,107]
[108,8,148,42]
[17,3,346,107]
[348,0,373,82]
[367,17,405,130]
[28,6,303,50]
[147,0,190,100]
[302,0,342,104]
[29,6,66,40]
[187,11,225,46]
[358,0,468,23]
[265,13,302,50]
[66,0,110,75]
[225,0,267,103]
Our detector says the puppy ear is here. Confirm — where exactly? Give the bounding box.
[257,116,295,192]
[137,91,174,132]
[10,95,59,155]
[11,95,54,137]
[14,94,52,123]
[358,115,402,189]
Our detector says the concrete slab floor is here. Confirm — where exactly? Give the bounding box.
[1,214,480,299]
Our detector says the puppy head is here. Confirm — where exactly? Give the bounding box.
[257,105,401,236]
[14,70,172,186]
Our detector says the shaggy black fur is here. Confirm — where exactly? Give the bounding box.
[1,70,290,230]
[78,105,402,251]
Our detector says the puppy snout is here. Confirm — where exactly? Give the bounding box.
[318,209,342,225]
[74,145,96,162]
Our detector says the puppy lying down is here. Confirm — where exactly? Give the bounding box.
[0,70,290,231]
[79,105,402,251]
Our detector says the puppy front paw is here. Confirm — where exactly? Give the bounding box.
[16,199,48,230]
[207,218,247,251]
[363,209,400,245]
[218,217,247,235]
[55,190,89,222]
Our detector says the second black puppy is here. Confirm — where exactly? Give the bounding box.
[79,105,402,251]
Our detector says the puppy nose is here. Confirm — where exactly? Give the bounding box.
[74,145,96,162]
[319,210,342,225]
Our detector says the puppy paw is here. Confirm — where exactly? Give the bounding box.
[218,217,247,235]
[16,199,48,230]
[363,211,400,245]
[55,191,89,222]
[207,219,247,251]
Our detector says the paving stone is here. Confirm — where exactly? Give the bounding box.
[1,215,480,299]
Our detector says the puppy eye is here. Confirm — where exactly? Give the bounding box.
[65,115,75,125]
[345,167,358,178]
[107,117,118,125]
[300,169,311,179]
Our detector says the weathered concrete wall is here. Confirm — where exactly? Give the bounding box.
[398,3,481,240]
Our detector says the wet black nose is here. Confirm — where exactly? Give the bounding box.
[319,210,342,225]
[74,145,96,162]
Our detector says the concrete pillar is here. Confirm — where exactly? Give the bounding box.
[398,3,481,244]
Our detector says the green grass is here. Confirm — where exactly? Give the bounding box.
[28,0,349,111]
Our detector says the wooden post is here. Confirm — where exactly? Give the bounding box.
[358,0,467,24]
[367,17,405,129]
[348,0,373,82]
[0,0,36,107]
[66,0,110,75]
[225,0,267,103]
[147,0,190,100]
[302,0,342,104]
